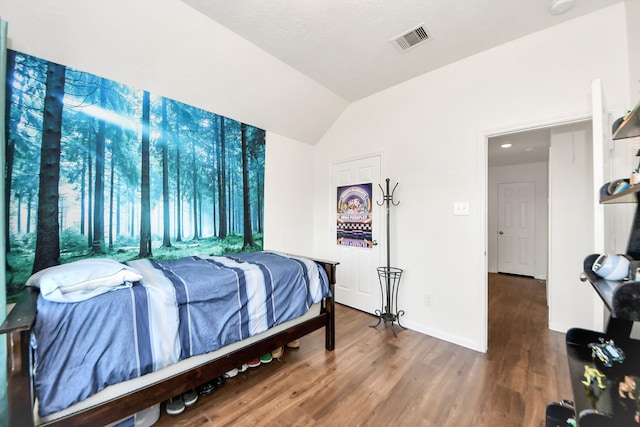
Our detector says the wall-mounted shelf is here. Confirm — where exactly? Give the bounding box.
[582,254,640,323]
[613,99,640,140]
[599,180,640,260]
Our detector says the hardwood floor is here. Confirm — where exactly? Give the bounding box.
[153,273,572,426]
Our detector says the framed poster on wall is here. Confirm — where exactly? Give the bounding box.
[336,183,373,248]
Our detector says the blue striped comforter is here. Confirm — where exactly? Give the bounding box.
[32,252,330,417]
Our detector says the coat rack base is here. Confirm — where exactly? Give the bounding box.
[370,266,405,337]
[370,309,406,337]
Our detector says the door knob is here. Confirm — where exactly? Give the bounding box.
[372,240,378,246]
[499,231,504,235]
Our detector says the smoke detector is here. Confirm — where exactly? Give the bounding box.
[549,0,574,15]
[391,24,430,52]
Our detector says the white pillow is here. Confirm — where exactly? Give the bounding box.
[26,258,143,303]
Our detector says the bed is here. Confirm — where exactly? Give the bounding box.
[1,251,338,427]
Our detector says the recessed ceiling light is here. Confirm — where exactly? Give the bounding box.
[549,0,574,15]
[500,143,512,148]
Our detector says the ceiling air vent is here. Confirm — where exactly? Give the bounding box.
[391,24,430,52]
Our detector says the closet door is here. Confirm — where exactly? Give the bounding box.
[331,155,382,314]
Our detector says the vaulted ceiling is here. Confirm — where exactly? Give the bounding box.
[182,0,625,102]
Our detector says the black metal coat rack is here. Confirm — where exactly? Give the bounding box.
[370,178,405,337]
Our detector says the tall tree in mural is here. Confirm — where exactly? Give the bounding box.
[92,78,107,254]
[109,132,116,250]
[241,123,254,249]
[175,126,183,242]
[218,116,227,239]
[139,90,152,258]
[161,97,171,248]
[249,126,266,234]
[32,61,66,274]
[87,136,93,248]
[191,128,199,240]
[4,49,15,255]
[80,138,87,236]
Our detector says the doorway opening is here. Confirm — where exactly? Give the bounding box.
[488,128,550,281]
[486,119,593,351]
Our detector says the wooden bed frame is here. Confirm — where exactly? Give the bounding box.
[0,257,338,427]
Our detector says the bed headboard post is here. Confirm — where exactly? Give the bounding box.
[325,282,335,351]
[311,258,338,352]
[6,329,35,427]
[1,287,38,427]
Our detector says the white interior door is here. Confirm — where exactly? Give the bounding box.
[497,181,535,276]
[331,155,382,314]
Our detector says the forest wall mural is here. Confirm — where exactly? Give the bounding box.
[5,50,266,303]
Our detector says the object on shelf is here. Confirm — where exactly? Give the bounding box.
[629,260,640,281]
[632,150,640,186]
[583,254,640,321]
[545,399,577,427]
[612,100,640,140]
[612,282,640,321]
[592,253,630,281]
[588,338,625,367]
[609,179,631,195]
[582,365,607,390]
[599,179,637,204]
[618,375,636,399]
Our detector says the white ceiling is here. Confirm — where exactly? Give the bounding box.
[182,0,625,102]
[488,128,551,167]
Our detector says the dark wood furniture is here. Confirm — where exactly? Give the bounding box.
[1,256,338,427]
[562,181,640,426]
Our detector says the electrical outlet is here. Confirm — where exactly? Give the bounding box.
[453,201,470,216]
[424,294,433,307]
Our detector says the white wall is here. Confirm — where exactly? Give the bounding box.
[312,4,631,352]
[625,0,640,99]
[488,161,549,280]
[263,132,315,256]
[0,0,348,145]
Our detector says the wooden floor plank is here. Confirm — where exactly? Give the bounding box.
[153,273,571,426]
